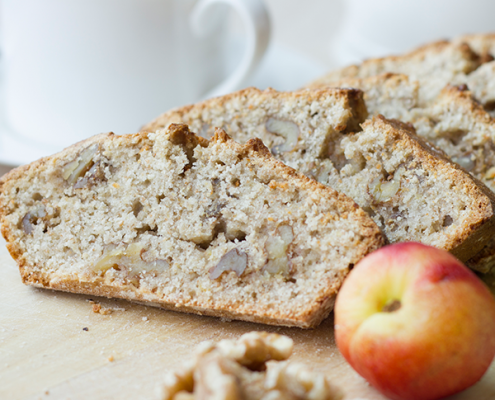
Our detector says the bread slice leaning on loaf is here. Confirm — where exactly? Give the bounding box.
[0,124,384,328]
[315,73,495,273]
[307,41,481,106]
[143,88,495,262]
[320,74,495,190]
[307,39,495,117]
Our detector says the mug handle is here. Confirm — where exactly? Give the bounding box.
[191,0,271,99]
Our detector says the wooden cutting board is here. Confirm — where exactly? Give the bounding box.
[1,236,494,400]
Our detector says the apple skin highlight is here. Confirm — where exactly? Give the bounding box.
[334,242,495,400]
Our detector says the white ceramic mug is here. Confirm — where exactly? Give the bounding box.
[331,0,495,66]
[1,0,270,149]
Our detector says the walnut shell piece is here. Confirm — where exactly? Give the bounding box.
[485,166,495,180]
[369,168,403,203]
[21,205,46,234]
[21,204,61,235]
[452,155,475,172]
[159,332,342,400]
[73,161,105,189]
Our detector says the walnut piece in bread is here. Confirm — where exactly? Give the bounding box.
[158,332,342,400]
[0,124,384,328]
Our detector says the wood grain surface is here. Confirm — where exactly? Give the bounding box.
[1,237,495,400]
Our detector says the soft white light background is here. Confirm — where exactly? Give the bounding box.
[1,0,494,172]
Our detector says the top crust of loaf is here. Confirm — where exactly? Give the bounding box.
[0,124,384,328]
[308,37,495,117]
[308,40,480,84]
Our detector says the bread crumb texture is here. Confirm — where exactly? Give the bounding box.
[158,331,342,400]
[0,124,383,327]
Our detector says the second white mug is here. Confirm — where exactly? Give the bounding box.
[331,0,495,66]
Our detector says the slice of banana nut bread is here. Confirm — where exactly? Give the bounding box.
[321,75,495,189]
[312,73,495,272]
[0,124,384,328]
[142,88,495,262]
[307,41,481,107]
[308,38,495,118]
[159,332,342,400]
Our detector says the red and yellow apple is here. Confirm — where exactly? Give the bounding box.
[334,242,495,400]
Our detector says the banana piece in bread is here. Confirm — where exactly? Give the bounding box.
[159,331,342,400]
[0,124,384,328]
[143,88,495,262]
[316,73,495,272]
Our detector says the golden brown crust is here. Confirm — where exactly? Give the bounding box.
[307,41,484,114]
[19,266,338,328]
[168,123,209,149]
